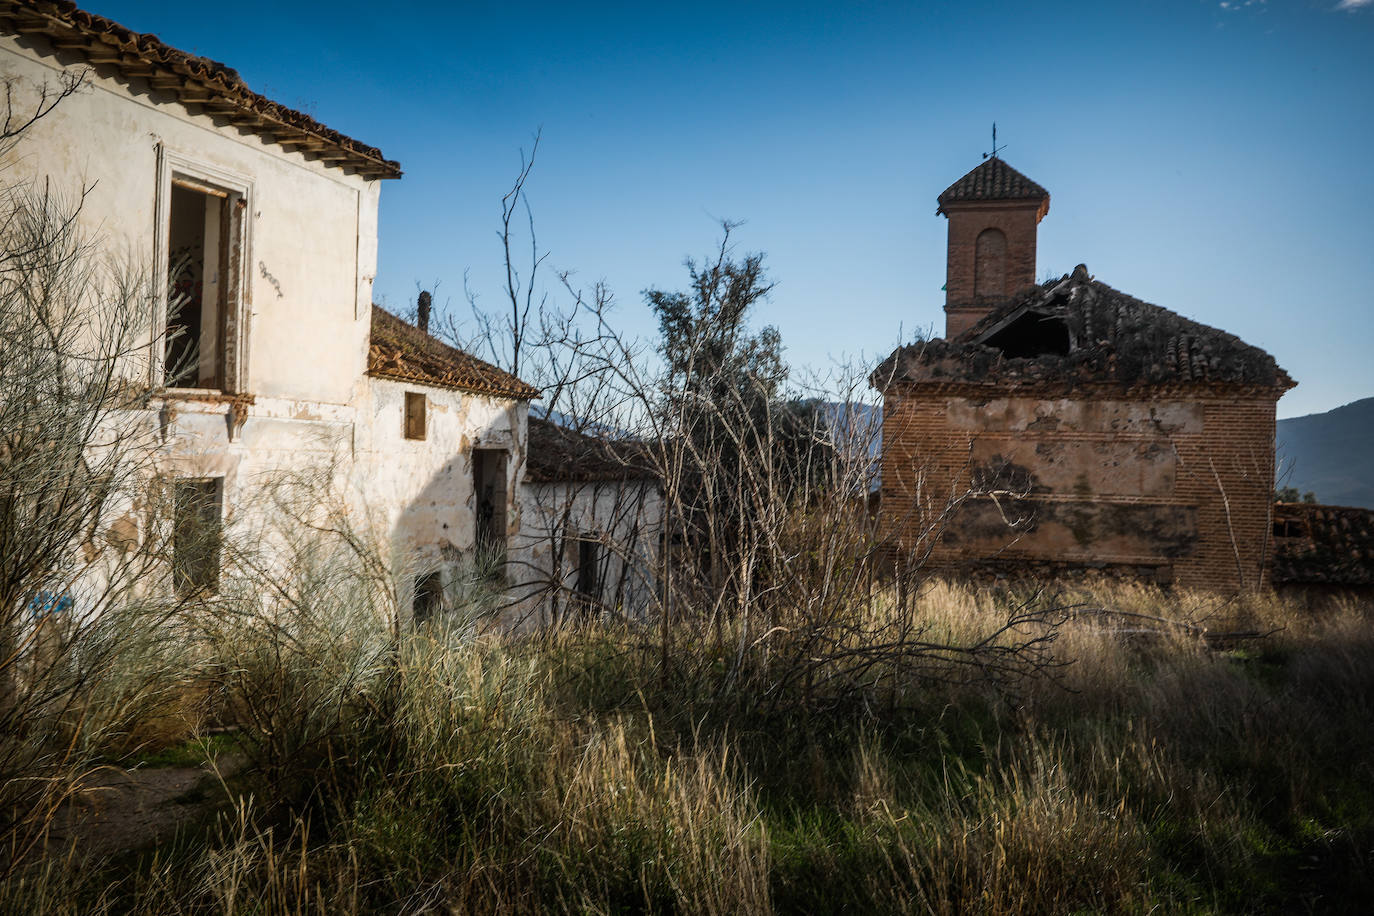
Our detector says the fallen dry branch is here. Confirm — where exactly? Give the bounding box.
[1067,605,1283,648]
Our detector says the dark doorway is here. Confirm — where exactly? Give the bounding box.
[413,571,442,625]
[472,449,508,570]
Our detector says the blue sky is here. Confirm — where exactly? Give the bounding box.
[99,0,1373,418]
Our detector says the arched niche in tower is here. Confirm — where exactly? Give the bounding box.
[974,227,1007,300]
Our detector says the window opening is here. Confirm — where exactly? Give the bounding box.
[472,449,508,571]
[982,310,1072,359]
[166,180,238,388]
[573,534,605,614]
[404,391,427,440]
[173,479,223,597]
[1273,518,1308,539]
[413,571,442,625]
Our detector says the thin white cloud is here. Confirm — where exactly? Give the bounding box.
[1335,0,1372,10]
[1218,0,1266,10]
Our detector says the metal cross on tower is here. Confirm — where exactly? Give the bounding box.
[982,122,1006,160]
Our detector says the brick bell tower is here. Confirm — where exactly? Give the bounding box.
[937,156,1050,338]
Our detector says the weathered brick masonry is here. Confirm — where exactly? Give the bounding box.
[873,159,1293,592]
[878,383,1281,590]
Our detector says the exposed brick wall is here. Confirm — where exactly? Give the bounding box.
[1174,398,1278,590]
[943,200,1044,337]
[879,385,1280,592]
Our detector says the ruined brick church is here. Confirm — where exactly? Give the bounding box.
[873,157,1294,591]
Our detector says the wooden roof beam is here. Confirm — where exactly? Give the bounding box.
[81,46,121,62]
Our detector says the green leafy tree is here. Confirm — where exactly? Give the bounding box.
[645,224,825,598]
[1274,486,1317,504]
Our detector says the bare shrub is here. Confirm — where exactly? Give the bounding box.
[0,68,205,872]
[441,160,1068,717]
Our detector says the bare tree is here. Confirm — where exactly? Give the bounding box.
[446,142,1066,716]
[0,67,198,872]
[458,130,548,380]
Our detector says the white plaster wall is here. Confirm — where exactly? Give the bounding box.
[27,395,359,630]
[356,378,529,578]
[1,33,390,609]
[150,395,355,506]
[515,478,664,625]
[0,37,380,406]
[63,380,529,622]
[0,35,559,621]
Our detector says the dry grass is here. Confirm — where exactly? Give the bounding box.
[4,579,1372,914]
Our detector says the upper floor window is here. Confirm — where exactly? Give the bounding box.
[156,149,251,392]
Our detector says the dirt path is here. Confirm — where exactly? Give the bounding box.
[44,755,243,862]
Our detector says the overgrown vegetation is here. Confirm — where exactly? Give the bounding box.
[5,76,1372,915]
[5,577,1372,914]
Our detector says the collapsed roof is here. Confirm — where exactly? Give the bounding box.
[1272,502,1374,588]
[368,306,539,401]
[873,265,1295,394]
[0,0,401,179]
[525,417,658,484]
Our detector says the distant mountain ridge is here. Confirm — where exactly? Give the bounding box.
[1276,397,1374,509]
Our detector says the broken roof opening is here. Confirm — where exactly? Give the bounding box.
[981,310,1072,360]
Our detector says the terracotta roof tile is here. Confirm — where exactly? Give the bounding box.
[873,266,1295,393]
[1271,502,1374,587]
[937,158,1049,211]
[0,1,400,179]
[368,306,539,400]
[525,417,657,484]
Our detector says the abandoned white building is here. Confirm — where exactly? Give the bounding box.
[517,418,664,625]
[364,299,540,621]
[0,1,658,624]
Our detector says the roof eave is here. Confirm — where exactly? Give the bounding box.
[936,196,1050,221]
[366,368,539,401]
[0,1,402,179]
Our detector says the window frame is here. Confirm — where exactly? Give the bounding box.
[404,391,427,440]
[153,145,254,394]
